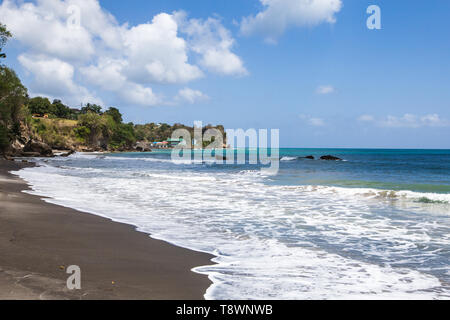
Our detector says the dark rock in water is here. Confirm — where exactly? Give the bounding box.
[320,155,342,161]
[304,155,315,160]
[61,150,76,157]
[23,141,54,157]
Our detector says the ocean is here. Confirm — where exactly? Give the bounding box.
[13,148,450,299]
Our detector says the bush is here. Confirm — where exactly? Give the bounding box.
[110,123,136,149]
[74,126,90,143]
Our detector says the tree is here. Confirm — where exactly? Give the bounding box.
[0,23,12,60]
[28,96,52,115]
[52,99,71,118]
[111,122,136,149]
[0,66,28,152]
[105,107,123,123]
[81,103,102,115]
[78,112,107,146]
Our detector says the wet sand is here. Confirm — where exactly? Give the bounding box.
[0,159,213,300]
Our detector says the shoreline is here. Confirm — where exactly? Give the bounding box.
[0,159,214,300]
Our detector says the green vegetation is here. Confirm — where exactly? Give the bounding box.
[81,103,102,115]
[0,66,28,153]
[28,97,79,120]
[75,108,136,150]
[29,118,79,150]
[0,24,27,154]
[135,123,225,145]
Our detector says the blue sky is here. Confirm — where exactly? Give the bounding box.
[1,0,450,148]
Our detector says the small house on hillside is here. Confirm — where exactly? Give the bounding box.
[152,141,169,149]
[32,113,49,119]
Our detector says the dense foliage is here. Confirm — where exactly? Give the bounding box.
[135,123,225,144]
[0,66,28,152]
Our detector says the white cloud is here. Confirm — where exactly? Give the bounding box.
[316,85,335,95]
[358,114,450,128]
[0,0,246,106]
[0,0,95,61]
[18,54,101,105]
[299,114,325,126]
[124,13,203,84]
[176,88,208,104]
[177,13,248,76]
[81,58,128,91]
[241,0,342,43]
[381,114,449,128]
[120,83,160,107]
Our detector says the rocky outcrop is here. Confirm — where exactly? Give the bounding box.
[5,139,25,157]
[23,140,54,157]
[60,150,76,157]
[320,155,342,161]
[304,155,315,160]
[135,142,152,152]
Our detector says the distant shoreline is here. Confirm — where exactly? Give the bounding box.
[0,159,213,300]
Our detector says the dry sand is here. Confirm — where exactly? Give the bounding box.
[0,159,213,300]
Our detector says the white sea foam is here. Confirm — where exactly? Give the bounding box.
[280,156,298,161]
[12,155,450,300]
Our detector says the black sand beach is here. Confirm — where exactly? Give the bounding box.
[0,159,213,300]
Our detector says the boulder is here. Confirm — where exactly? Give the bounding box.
[24,140,54,157]
[135,142,151,152]
[304,155,315,160]
[320,155,342,161]
[61,150,76,157]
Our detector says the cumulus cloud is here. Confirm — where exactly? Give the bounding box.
[120,83,160,107]
[18,54,101,105]
[80,58,128,91]
[358,114,450,128]
[124,13,203,84]
[176,88,208,104]
[0,0,246,106]
[241,0,342,43]
[0,0,93,61]
[176,13,248,76]
[316,85,335,95]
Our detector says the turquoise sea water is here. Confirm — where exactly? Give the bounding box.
[15,148,450,299]
[140,148,450,194]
